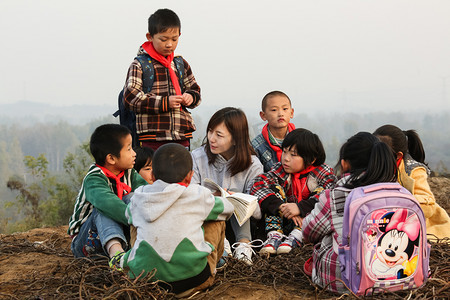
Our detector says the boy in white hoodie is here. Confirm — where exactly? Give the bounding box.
[120,143,234,297]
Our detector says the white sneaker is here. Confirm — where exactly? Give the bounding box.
[232,240,263,265]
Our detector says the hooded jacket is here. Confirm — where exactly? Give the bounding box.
[122,180,233,282]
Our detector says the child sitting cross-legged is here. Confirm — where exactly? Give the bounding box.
[120,143,234,297]
[250,128,336,255]
[68,124,147,265]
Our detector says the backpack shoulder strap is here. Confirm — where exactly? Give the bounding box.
[135,54,155,93]
[173,55,185,93]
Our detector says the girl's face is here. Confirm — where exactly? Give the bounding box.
[138,160,153,184]
[207,122,235,160]
[281,146,306,174]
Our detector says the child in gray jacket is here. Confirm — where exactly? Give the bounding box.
[120,143,234,297]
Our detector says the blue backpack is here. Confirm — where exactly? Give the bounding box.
[338,182,430,296]
[113,54,185,146]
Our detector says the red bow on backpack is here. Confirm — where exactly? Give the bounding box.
[386,209,420,241]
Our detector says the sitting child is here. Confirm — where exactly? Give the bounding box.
[68,124,147,266]
[374,124,450,239]
[133,146,154,184]
[120,143,234,297]
[250,128,336,255]
[302,132,397,293]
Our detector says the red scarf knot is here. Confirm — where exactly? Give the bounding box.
[291,165,316,201]
[96,164,131,200]
[262,123,296,162]
[141,41,182,96]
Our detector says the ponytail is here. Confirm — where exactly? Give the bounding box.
[373,125,426,164]
[405,130,426,163]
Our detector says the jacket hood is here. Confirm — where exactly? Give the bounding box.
[132,180,187,222]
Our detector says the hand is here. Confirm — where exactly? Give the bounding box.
[169,95,183,109]
[279,203,300,219]
[291,215,303,228]
[181,93,193,106]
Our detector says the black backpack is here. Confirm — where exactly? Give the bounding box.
[114,54,185,146]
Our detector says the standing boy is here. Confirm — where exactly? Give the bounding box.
[121,143,234,297]
[123,8,201,150]
[68,124,147,266]
[251,91,295,172]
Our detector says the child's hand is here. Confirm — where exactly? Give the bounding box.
[181,93,193,106]
[279,203,300,219]
[169,95,183,109]
[291,216,303,228]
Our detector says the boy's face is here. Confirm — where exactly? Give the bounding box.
[138,161,153,184]
[260,96,294,130]
[281,146,305,174]
[110,134,136,174]
[146,27,180,57]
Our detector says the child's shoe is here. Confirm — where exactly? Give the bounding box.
[277,234,302,254]
[277,228,303,254]
[109,251,125,271]
[232,240,263,265]
[304,256,313,277]
[259,231,283,255]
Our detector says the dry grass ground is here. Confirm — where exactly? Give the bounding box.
[0,177,449,299]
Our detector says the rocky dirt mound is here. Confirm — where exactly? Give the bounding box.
[1,177,449,299]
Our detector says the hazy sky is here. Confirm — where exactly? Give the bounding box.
[1,0,449,113]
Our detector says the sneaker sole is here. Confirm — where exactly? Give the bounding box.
[276,245,292,254]
[259,246,277,255]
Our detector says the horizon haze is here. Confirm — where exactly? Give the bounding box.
[1,0,450,115]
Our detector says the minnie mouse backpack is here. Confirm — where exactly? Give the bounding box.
[338,182,430,296]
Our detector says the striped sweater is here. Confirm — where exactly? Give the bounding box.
[67,164,147,236]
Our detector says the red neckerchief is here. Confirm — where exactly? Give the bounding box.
[96,164,131,200]
[141,41,182,95]
[261,123,296,161]
[291,165,315,201]
[177,182,189,187]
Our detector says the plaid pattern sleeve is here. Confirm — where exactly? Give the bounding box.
[297,164,337,217]
[250,163,289,214]
[181,58,201,108]
[302,190,333,244]
[302,184,348,293]
[123,59,168,115]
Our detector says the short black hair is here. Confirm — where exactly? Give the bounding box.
[90,124,131,166]
[148,8,181,36]
[133,146,154,172]
[152,143,192,183]
[282,128,325,166]
[261,90,291,111]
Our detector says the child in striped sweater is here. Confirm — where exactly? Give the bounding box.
[68,124,147,267]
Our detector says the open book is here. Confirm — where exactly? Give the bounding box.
[203,178,258,226]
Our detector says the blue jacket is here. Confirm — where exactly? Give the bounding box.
[251,133,279,172]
